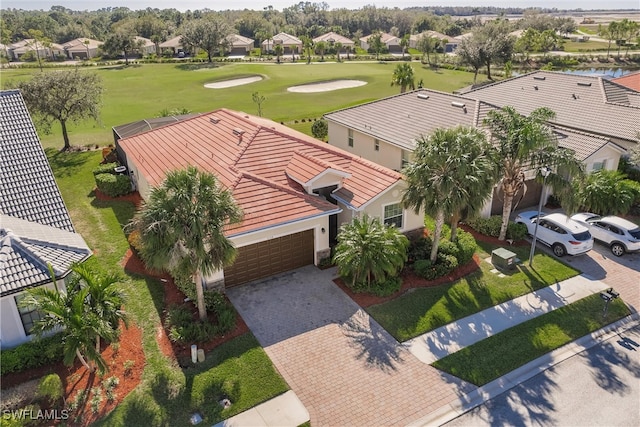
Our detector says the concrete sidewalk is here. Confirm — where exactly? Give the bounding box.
[212,390,308,427]
[407,274,611,364]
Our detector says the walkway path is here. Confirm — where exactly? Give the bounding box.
[407,274,610,364]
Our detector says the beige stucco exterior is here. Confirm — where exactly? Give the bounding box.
[585,144,623,172]
[328,123,405,171]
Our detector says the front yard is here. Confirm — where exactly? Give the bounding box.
[367,240,580,342]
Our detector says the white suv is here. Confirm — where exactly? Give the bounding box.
[571,213,640,256]
[515,211,594,257]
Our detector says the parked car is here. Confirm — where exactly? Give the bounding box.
[515,211,594,257]
[570,213,640,256]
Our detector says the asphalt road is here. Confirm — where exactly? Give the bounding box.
[445,325,640,427]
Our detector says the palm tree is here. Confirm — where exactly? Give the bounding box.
[274,43,283,63]
[334,41,343,62]
[483,106,584,240]
[333,214,409,290]
[68,263,128,352]
[402,126,496,262]
[315,41,327,61]
[301,35,313,64]
[399,34,410,59]
[132,166,242,321]
[391,63,415,93]
[21,268,118,374]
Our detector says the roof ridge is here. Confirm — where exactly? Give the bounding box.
[2,230,67,276]
[291,150,346,173]
[550,124,611,142]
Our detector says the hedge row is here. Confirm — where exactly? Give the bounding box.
[92,162,119,176]
[466,216,528,241]
[95,173,131,197]
[1,334,64,376]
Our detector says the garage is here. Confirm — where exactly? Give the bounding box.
[490,180,543,215]
[229,47,248,56]
[224,229,315,287]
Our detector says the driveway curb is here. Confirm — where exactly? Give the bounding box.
[408,313,640,427]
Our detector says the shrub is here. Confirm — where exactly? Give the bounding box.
[0,334,64,376]
[507,222,528,241]
[350,276,401,297]
[408,236,432,262]
[413,253,458,280]
[454,230,476,264]
[127,230,143,254]
[95,173,131,197]
[92,162,119,176]
[164,302,235,343]
[311,119,328,140]
[466,216,527,241]
[37,373,64,406]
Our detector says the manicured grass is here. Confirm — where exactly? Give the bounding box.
[0,62,482,149]
[48,149,287,425]
[433,294,630,386]
[367,240,579,342]
[562,40,611,52]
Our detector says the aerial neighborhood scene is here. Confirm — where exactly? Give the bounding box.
[1,1,640,425]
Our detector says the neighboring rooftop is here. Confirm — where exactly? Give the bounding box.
[313,32,355,45]
[612,71,640,92]
[118,109,403,236]
[463,70,640,143]
[553,126,625,162]
[113,113,202,141]
[324,89,498,150]
[0,216,91,297]
[0,90,74,232]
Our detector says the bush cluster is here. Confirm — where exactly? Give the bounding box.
[409,229,477,281]
[95,173,131,197]
[1,334,64,376]
[466,216,527,241]
[164,302,235,344]
[350,276,402,297]
[92,162,119,176]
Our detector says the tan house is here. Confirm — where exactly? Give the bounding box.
[159,35,184,55]
[1,90,91,348]
[359,32,401,53]
[8,39,65,61]
[262,32,303,55]
[313,32,355,52]
[134,36,156,56]
[225,34,254,56]
[324,71,639,216]
[63,38,102,59]
[117,109,423,289]
[410,31,461,53]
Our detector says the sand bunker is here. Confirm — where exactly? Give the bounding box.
[204,76,262,89]
[287,80,367,93]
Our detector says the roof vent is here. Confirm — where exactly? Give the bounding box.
[232,128,245,136]
[451,101,466,108]
[533,76,546,81]
[572,93,579,99]
[417,93,430,100]
[534,85,538,90]
[209,117,220,124]
[577,82,592,87]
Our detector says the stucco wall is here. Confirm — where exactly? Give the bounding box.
[586,144,622,172]
[0,282,64,349]
[361,181,424,232]
[327,123,404,171]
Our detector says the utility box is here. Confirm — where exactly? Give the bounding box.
[491,248,518,271]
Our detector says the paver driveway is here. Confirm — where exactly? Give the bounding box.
[227,265,476,427]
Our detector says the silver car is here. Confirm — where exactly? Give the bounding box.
[571,213,640,256]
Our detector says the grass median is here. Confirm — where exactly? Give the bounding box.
[433,293,630,386]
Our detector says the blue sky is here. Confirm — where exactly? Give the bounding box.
[4,1,640,11]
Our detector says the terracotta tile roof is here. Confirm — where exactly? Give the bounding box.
[119,109,402,236]
[324,89,498,151]
[612,71,640,92]
[285,151,349,185]
[465,71,640,143]
[262,33,302,46]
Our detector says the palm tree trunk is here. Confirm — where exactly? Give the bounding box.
[76,348,94,372]
[194,270,207,321]
[499,187,515,241]
[430,210,445,263]
[450,212,460,242]
[96,335,101,354]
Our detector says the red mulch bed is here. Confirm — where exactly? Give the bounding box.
[121,249,249,365]
[93,188,143,207]
[335,253,482,308]
[1,321,144,427]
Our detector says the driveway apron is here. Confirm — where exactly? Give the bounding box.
[227,265,476,427]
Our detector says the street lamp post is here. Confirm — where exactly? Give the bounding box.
[529,167,552,267]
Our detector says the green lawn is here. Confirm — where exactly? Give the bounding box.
[433,293,630,386]
[367,241,579,342]
[562,40,612,52]
[0,61,482,149]
[49,150,287,426]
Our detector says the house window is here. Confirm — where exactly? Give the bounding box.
[383,203,403,229]
[374,139,380,151]
[348,129,354,147]
[401,150,411,168]
[14,294,42,336]
[591,159,608,171]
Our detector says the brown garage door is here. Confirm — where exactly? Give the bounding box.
[224,229,315,287]
[491,179,543,215]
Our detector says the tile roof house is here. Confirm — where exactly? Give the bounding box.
[0,90,91,348]
[313,32,355,51]
[324,70,639,216]
[117,109,423,288]
[261,32,303,55]
[359,33,401,52]
[159,35,184,54]
[62,38,103,59]
[7,39,65,61]
[409,31,461,53]
[225,34,254,55]
[612,71,640,92]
